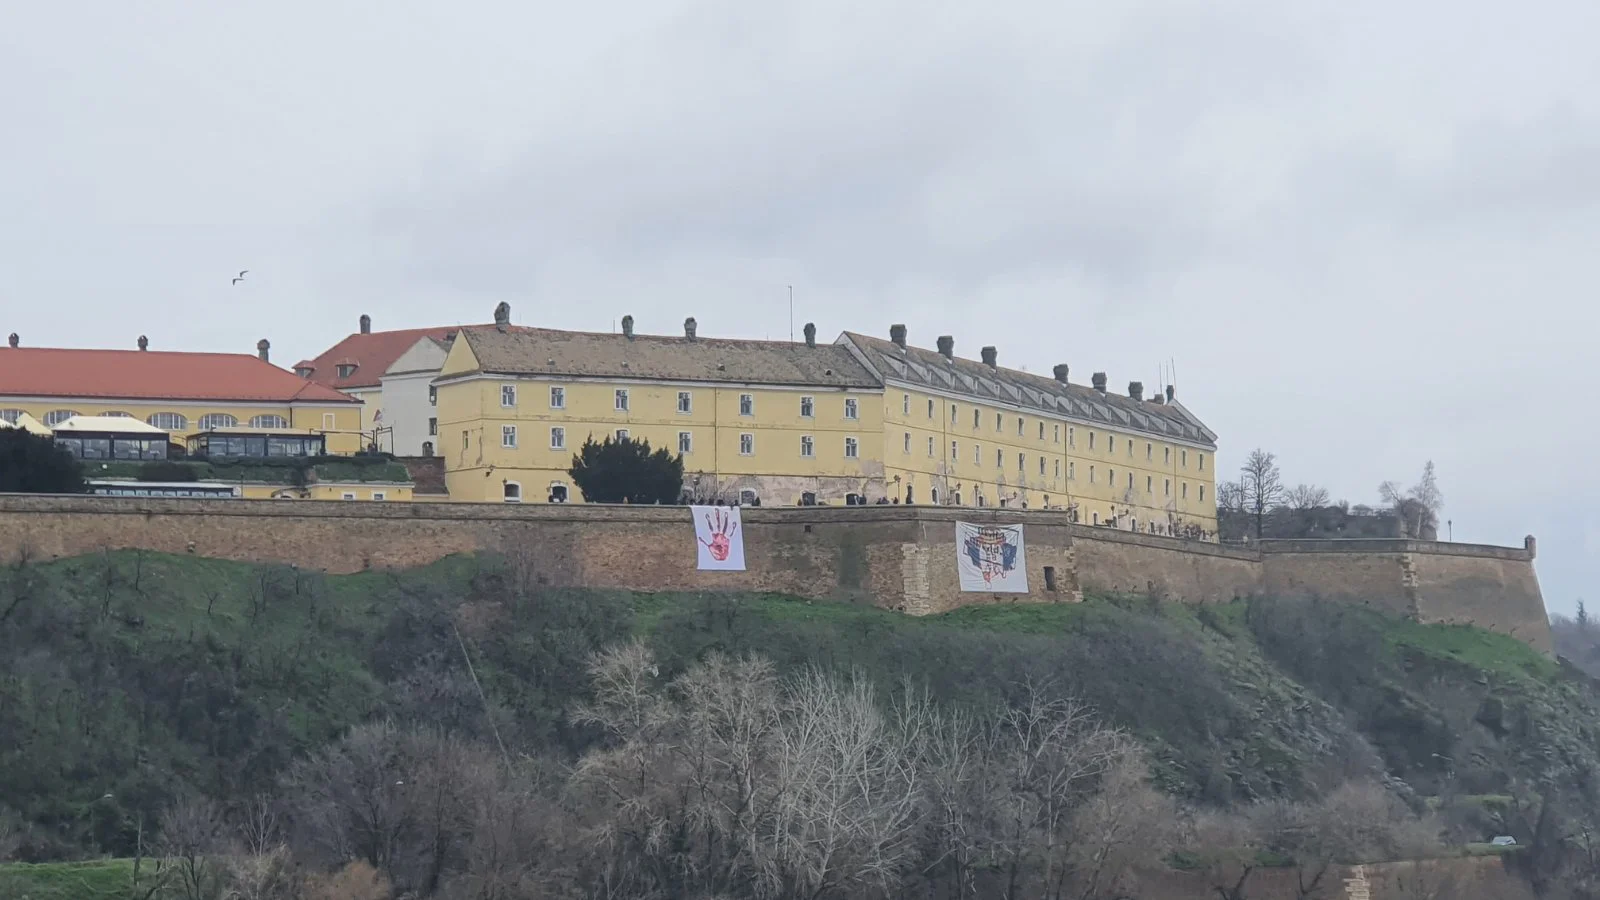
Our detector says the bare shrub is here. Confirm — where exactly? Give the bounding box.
[299,860,390,900]
[158,793,228,900]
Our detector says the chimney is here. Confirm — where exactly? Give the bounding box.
[1152,393,1165,405]
[980,346,997,368]
[359,314,372,334]
[803,322,816,348]
[684,317,697,339]
[936,335,954,360]
[493,301,511,331]
[1092,372,1107,393]
[257,339,271,363]
[1128,381,1143,401]
[6,333,16,349]
[137,335,148,351]
[1052,364,1069,384]
[889,324,907,348]
[621,315,634,339]
[1165,384,1175,403]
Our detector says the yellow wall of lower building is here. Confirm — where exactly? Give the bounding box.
[0,397,364,455]
[882,387,1217,535]
[435,376,884,504]
[236,483,412,501]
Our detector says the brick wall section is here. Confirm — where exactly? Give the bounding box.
[0,496,1549,649]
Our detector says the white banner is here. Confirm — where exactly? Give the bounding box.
[692,505,746,571]
[956,522,1029,592]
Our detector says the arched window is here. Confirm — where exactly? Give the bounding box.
[952,491,961,506]
[198,413,238,430]
[422,440,434,457]
[249,414,289,429]
[146,412,189,431]
[43,410,80,427]
[549,483,569,503]
[800,491,817,506]
[503,482,522,503]
[930,487,940,505]
[102,411,133,418]
[0,409,21,424]
[1092,512,1100,525]
[847,492,865,506]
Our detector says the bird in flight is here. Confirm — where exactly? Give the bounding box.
[232,270,248,285]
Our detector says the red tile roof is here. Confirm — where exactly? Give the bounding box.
[297,327,467,390]
[0,347,357,404]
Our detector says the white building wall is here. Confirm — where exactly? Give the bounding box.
[379,339,449,456]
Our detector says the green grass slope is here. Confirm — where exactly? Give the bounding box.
[1,550,1594,861]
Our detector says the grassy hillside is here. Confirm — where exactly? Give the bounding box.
[1,549,1594,864]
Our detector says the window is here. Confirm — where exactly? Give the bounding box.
[501,425,517,448]
[422,440,434,456]
[1200,485,1207,502]
[549,484,569,503]
[678,431,693,453]
[930,487,939,505]
[614,389,629,411]
[801,396,815,418]
[1128,441,1133,458]
[1018,453,1025,473]
[501,384,517,407]
[1069,461,1075,479]
[1092,512,1100,525]
[740,394,754,416]
[903,432,911,453]
[146,412,188,430]
[1147,475,1153,492]
[844,398,858,420]
[1038,422,1045,440]
[550,427,565,449]
[1089,431,1096,450]
[739,489,759,506]
[1108,436,1115,453]
[801,435,815,457]
[951,404,957,423]
[996,448,1003,467]
[428,417,437,436]
[953,491,962,506]
[1017,417,1024,436]
[951,440,958,460]
[903,393,910,415]
[1164,447,1171,464]
[550,386,566,409]
[996,412,1002,430]
[322,413,336,430]
[462,430,469,450]
[740,433,755,455]
[102,411,132,418]
[1089,465,1095,483]
[1054,459,1060,477]
[250,415,289,429]
[1146,442,1153,460]
[1182,483,1189,499]
[372,491,387,501]
[677,391,692,414]
[503,482,522,503]
[615,429,629,441]
[1127,472,1134,489]
[973,409,981,428]
[198,413,237,430]
[975,443,981,464]
[845,436,859,458]
[928,399,935,418]
[927,436,934,456]
[1068,427,1075,447]
[1044,566,1058,592]
[1164,479,1171,496]
[1039,456,1045,475]
[1054,424,1060,443]
[1108,468,1115,486]
[1182,450,1188,468]
[336,364,357,378]
[429,385,437,406]
[1199,453,1206,471]
[342,492,357,500]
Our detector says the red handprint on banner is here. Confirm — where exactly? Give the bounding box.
[699,508,738,561]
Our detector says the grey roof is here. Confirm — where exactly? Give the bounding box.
[838,332,1216,447]
[455,326,881,389]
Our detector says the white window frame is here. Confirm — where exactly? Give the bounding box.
[801,434,815,457]
[677,391,692,414]
[615,429,629,441]
[1018,453,1025,473]
[903,432,911,453]
[739,393,755,416]
[614,388,629,411]
[371,491,386,501]
[800,395,815,418]
[249,415,289,429]
[845,436,858,458]
[902,393,910,415]
[341,492,357,501]
[550,427,565,449]
[740,432,755,455]
[501,425,518,448]
[678,431,693,453]
[927,436,934,457]
[550,386,566,409]
[950,440,958,460]
[429,385,437,406]
[428,417,437,436]
[500,384,517,408]
[146,412,188,430]
[844,397,858,420]
[199,413,238,430]
[503,482,522,503]
[322,413,336,431]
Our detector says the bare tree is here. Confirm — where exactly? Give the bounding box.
[1239,450,1284,540]
[1380,461,1444,539]
[1284,484,1331,511]
[1063,753,1177,900]
[158,793,228,900]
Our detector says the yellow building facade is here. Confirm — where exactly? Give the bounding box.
[838,329,1218,538]
[434,319,885,505]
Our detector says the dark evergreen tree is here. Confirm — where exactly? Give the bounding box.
[568,434,683,504]
[0,429,87,494]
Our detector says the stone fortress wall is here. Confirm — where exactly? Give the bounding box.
[0,495,1551,652]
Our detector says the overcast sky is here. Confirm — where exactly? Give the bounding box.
[3,1,1596,612]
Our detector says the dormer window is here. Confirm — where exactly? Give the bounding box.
[295,367,314,378]
[336,364,357,378]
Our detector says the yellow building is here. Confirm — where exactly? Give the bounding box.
[837,327,1219,538]
[434,317,885,505]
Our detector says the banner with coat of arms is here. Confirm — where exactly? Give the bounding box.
[956,522,1028,592]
